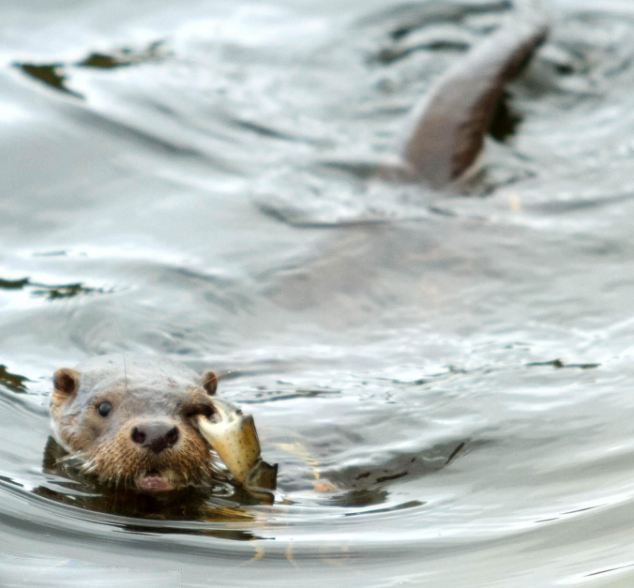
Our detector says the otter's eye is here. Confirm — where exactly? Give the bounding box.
[97,401,112,417]
[184,403,214,420]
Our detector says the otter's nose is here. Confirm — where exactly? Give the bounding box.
[131,422,180,453]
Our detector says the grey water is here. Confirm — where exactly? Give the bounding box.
[2,0,634,586]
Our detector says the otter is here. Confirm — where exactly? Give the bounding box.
[49,354,259,493]
[48,13,548,496]
[401,16,548,187]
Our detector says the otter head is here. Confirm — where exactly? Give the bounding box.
[49,355,220,493]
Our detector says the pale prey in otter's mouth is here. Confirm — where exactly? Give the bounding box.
[49,354,275,495]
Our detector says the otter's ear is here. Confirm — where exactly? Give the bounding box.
[53,368,80,399]
[201,370,217,396]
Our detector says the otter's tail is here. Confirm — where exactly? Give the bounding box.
[402,11,548,188]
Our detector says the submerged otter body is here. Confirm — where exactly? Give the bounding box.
[50,354,221,493]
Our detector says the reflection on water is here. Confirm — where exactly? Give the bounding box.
[2,0,634,586]
[1,275,105,300]
[14,41,166,100]
[0,365,29,393]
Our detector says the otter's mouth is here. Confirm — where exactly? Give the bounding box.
[135,469,175,493]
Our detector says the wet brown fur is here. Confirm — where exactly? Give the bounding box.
[87,424,215,488]
[404,16,548,187]
[50,355,220,491]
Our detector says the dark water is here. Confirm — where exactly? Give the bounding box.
[2,0,634,585]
